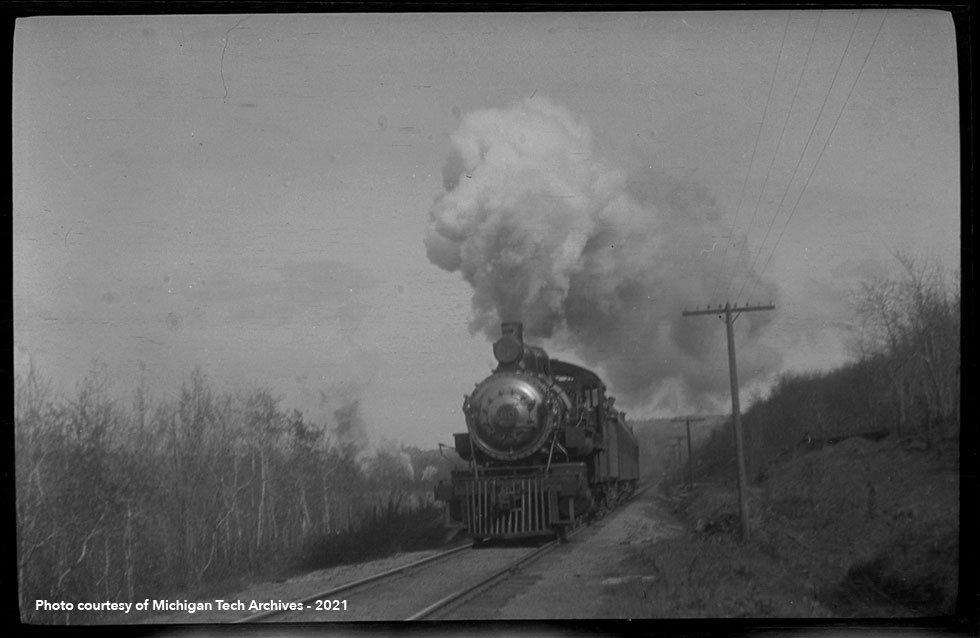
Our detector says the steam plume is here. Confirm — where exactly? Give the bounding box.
[425,97,780,412]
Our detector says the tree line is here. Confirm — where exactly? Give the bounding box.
[15,364,457,624]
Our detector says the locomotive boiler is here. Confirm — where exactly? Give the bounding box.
[436,322,639,540]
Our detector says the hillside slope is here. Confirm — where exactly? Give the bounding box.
[604,433,961,618]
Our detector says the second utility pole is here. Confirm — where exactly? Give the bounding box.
[682,301,774,541]
[671,415,709,489]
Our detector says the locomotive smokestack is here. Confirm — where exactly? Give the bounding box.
[494,322,525,367]
[500,321,524,344]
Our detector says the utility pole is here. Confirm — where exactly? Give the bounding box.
[684,418,695,489]
[669,434,688,488]
[671,436,685,471]
[671,416,709,489]
[682,301,775,540]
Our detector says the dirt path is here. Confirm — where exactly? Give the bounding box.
[445,487,686,619]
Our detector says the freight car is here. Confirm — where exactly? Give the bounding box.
[435,322,639,541]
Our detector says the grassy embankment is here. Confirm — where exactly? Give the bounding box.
[605,434,958,617]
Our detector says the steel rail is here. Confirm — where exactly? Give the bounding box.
[404,535,567,620]
[232,542,471,624]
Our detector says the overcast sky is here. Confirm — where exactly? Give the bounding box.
[13,10,960,448]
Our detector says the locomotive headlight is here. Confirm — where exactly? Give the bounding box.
[493,335,523,365]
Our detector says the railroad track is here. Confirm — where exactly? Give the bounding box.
[231,541,472,623]
[231,482,651,623]
[412,482,653,620]
[228,540,558,622]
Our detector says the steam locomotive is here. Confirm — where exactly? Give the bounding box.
[436,322,639,540]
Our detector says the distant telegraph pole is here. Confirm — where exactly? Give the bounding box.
[671,436,685,470]
[671,416,709,489]
[682,302,775,540]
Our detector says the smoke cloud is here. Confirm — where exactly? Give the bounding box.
[425,97,780,413]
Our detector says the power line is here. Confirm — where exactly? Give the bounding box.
[721,11,822,301]
[734,10,862,303]
[712,11,792,300]
[740,11,887,303]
